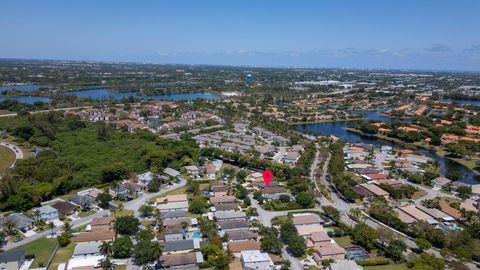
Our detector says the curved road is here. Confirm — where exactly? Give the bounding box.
[0,142,24,168]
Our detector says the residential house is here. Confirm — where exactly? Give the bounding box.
[4,213,34,231]
[90,217,112,232]
[0,250,25,270]
[205,163,216,179]
[296,224,325,239]
[52,201,78,216]
[66,255,104,270]
[352,183,389,200]
[312,243,346,262]
[185,165,200,179]
[159,252,204,269]
[157,201,189,213]
[471,184,480,201]
[395,205,435,224]
[33,205,59,221]
[157,227,185,242]
[161,210,187,220]
[226,230,258,242]
[212,186,229,197]
[72,242,101,257]
[162,239,200,254]
[292,214,324,227]
[163,217,197,228]
[211,203,239,212]
[263,187,290,201]
[283,151,300,165]
[248,172,263,183]
[137,171,157,186]
[432,177,452,190]
[214,211,246,221]
[227,240,261,257]
[217,220,250,234]
[241,250,274,270]
[210,196,236,205]
[76,231,115,243]
[164,167,181,180]
[70,194,96,210]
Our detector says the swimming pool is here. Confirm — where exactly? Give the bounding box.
[192,232,202,238]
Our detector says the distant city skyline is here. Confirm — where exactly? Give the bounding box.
[1,0,480,71]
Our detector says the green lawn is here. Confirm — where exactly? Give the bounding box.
[0,145,16,173]
[13,238,57,268]
[114,265,127,270]
[411,190,427,200]
[150,185,188,203]
[333,236,353,248]
[364,263,408,270]
[48,240,75,270]
[78,209,96,218]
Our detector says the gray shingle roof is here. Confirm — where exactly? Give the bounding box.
[162,239,199,252]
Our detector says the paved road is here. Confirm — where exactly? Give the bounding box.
[3,179,186,251]
[282,248,303,270]
[0,142,24,168]
[0,106,93,118]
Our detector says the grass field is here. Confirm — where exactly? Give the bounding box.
[333,236,353,248]
[114,265,127,270]
[13,237,57,268]
[0,145,16,173]
[48,241,75,270]
[364,263,408,270]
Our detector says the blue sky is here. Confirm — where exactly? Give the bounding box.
[1,0,480,70]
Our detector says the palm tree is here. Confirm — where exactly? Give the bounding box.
[63,222,72,237]
[99,241,113,258]
[4,220,16,236]
[349,208,363,222]
[99,257,113,270]
[48,221,55,237]
[111,181,120,199]
[33,209,41,221]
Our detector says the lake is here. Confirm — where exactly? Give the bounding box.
[441,99,480,106]
[0,84,51,92]
[0,96,52,103]
[296,120,480,184]
[60,89,220,101]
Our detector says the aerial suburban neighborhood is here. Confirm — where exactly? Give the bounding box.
[0,1,480,270]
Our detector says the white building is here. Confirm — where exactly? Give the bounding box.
[241,250,274,270]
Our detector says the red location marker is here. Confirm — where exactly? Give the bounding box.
[262,170,273,187]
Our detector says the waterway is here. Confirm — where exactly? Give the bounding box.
[0,84,51,92]
[0,96,52,103]
[295,116,480,184]
[441,99,480,106]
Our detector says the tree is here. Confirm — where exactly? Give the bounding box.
[115,216,140,235]
[235,184,248,199]
[139,204,155,218]
[97,192,113,209]
[188,196,207,214]
[295,191,314,208]
[415,238,432,252]
[236,170,247,183]
[456,186,472,199]
[348,208,363,222]
[99,257,113,270]
[445,170,462,181]
[445,143,467,157]
[101,162,128,183]
[48,221,55,236]
[201,243,231,269]
[384,240,406,262]
[352,223,378,250]
[133,239,162,264]
[259,226,282,254]
[407,253,445,270]
[147,179,160,192]
[280,222,297,243]
[322,205,340,221]
[288,235,307,257]
[112,236,133,258]
[100,241,113,257]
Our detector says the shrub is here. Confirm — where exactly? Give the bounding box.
[356,259,390,266]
